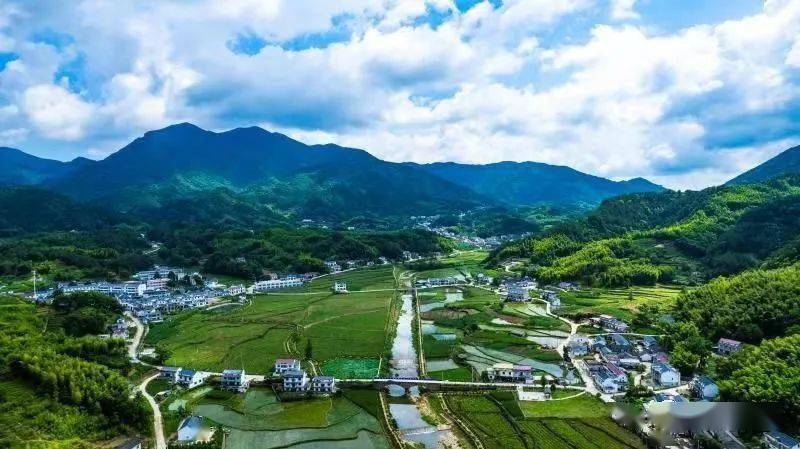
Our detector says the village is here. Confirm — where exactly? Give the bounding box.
[27,255,791,449]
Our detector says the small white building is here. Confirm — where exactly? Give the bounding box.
[221,369,249,393]
[123,281,146,297]
[177,416,203,443]
[177,369,205,389]
[227,284,245,296]
[333,281,347,293]
[160,366,182,383]
[310,376,337,394]
[274,358,301,374]
[505,286,530,302]
[282,369,309,392]
[690,375,719,400]
[716,337,743,355]
[651,363,680,387]
[486,363,533,383]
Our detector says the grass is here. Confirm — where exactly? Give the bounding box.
[291,265,399,293]
[557,284,683,321]
[146,269,398,372]
[145,378,173,396]
[518,394,611,418]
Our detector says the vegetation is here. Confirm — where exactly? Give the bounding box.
[491,176,800,286]
[0,296,150,447]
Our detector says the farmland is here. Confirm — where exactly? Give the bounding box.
[556,284,684,321]
[146,267,400,372]
[162,387,390,449]
[445,393,645,449]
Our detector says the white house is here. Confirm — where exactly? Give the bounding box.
[764,431,800,449]
[123,281,146,297]
[690,376,719,400]
[310,376,337,394]
[282,369,309,392]
[651,363,680,387]
[254,278,304,291]
[274,358,301,374]
[221,369,249,393]
[333,282,347,293]
[505,286,530,302]
[177,369,205,389]
[115,439,142,449]
[160,366,182,383]
[177,416,203,443]
[146,278,169,291]
[486,363,533,383]
[227,284,245,296]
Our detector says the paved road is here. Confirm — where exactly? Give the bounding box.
[139,373,167,449]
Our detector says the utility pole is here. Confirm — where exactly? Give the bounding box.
[32,269,37,301]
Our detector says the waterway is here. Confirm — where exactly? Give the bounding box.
[387,291,455,448]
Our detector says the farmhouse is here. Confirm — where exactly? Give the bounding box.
[114,439,142,449]
[310,376,337,394]
[593,364,627,393]
[690,375,719,400]
[486,363,534,383]
[254,278,304,291]
[221,369,249,393]
[590,315,630,332]
[333,281,347,293]
[160,366,182,383]
[651,363,680,387]
[505,286,530,302]
[177,369,205,389]
[282,369,309,392]
[177,416,203,443]
[641,335,659,350]
[274,358,301,374]
[609,333,631,352]
[763,431,800,449]
[227,284,245,296]
[716,338,743,355]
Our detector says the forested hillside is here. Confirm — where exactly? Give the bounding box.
[489,176,800,286]
[0,294,150,447]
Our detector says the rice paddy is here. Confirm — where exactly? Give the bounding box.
[556,284,684,321]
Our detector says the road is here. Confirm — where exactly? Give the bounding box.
[139,373,167,449]
[125,312,145,361]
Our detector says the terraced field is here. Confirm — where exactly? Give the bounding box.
[445,394,645,449]
[556,285,684,322]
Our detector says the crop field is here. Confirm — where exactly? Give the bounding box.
[557,284,684,321]
[292,265,400,293]
[412,250,500,279]
[146,280,396,372]
[445,393,645,449]
[170,387,390,449]
[322,358,380,379]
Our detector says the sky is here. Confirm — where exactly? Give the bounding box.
[0,0,798,189]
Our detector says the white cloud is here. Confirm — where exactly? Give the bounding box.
[21,84,94,140]
[610,0,639,20]
[0,0,798,189]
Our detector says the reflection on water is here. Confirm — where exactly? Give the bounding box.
[390,294,418,378]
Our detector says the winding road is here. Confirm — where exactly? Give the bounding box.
[139,373,167,449]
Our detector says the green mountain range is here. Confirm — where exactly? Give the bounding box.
[726,144,800,185]
[0,123,666,227]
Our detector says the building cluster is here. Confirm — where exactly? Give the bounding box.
[274,358,338,395]
[589,314,630,332]
[414,275,464,288]
[499,278,538,303]
[581,334,683,393]
[159,366,210,390]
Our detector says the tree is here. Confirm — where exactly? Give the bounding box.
[304,340,313,360]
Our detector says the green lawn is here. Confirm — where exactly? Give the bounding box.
[519,394,611,418]
[146,277,397,372]
[427,367,473,381]
[292,265,400,293]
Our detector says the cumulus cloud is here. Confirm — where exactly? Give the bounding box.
[0,0,797,188]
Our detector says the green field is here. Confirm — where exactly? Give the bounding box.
[147,286,397,372]
[411,250,500,279]
[445,393,645,449]
[165,387,390,449]
[291,265,400,293]
[557,285,683,321]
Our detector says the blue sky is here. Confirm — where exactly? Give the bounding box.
[0,0,798,189]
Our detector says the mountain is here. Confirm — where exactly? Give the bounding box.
[48,123,485,220]
[416,161,664,207]
[727,144,800,185]
[0,186,120,234]
[0,147,90,185]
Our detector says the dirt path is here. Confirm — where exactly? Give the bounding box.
[126,312,145,361]
[139,373,166,449]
